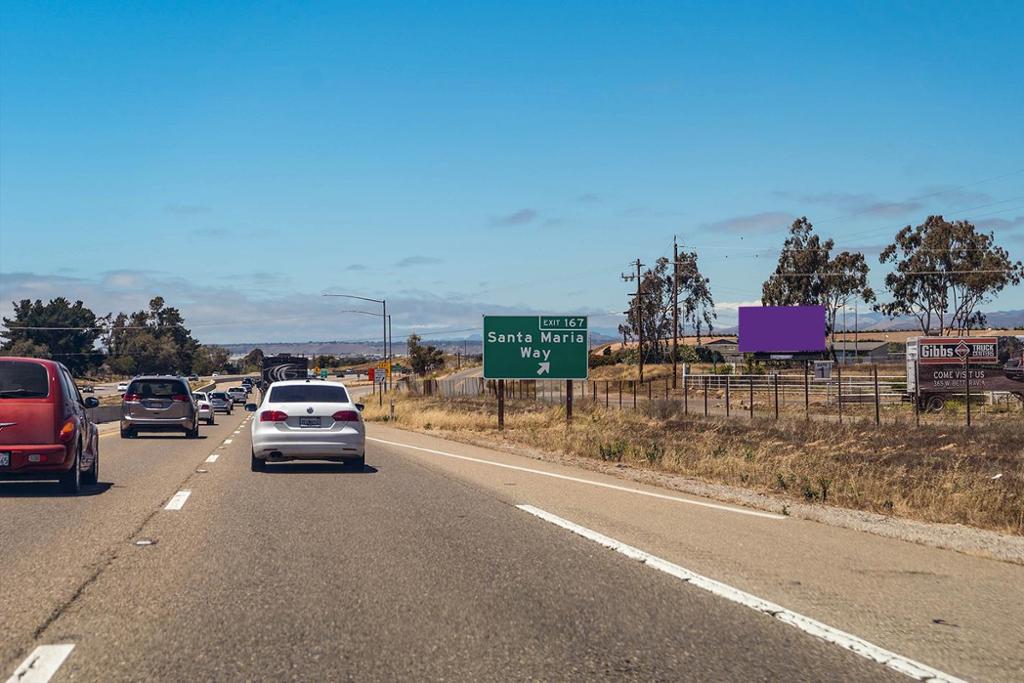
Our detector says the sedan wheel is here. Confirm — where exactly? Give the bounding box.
[83,447,99,486]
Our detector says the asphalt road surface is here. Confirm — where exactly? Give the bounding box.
[2,383,1021,681]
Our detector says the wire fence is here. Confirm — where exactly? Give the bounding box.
[398,369,1023,428]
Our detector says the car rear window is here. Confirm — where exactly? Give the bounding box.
[0,360,50,398]
[269,385,349,403]
[211,392,227,399]
[127,379,188,398]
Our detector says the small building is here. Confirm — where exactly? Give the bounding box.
[830,340,891,364]
[701,338,742,363]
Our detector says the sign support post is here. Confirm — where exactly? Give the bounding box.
[497,379,505,430]
[566,380,573,422]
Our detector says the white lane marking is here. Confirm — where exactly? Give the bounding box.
[368,437,783,520]
[516,504,964,683]
[164,490,192,510]
[5,644,75,683]
[223,439,233,445]
[205,454,220,463]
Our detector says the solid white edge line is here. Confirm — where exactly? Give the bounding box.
[164,490,192,511]
[515,504,965,683]
[5,644,75,683]
[205,454,220,463]
[367,437,783,520]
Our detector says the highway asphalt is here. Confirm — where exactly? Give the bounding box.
[2,382,1019,681]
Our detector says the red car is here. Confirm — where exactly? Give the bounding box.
[0,357,101,494]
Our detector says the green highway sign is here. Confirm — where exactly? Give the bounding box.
[483,315,589,380]
[320,368,329,379]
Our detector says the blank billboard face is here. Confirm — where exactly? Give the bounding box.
[738,306,826,353]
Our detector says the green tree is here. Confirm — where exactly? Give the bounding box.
[619,253,716,364]
[407,334,444,375]
[762,217,875,343]
[106,297,202,374]
[877,216,1023,334]
[241,348,266,373]
[1,297,103,374]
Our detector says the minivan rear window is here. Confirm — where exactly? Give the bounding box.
[127,379,188,398]
[0,360,50,398]
[269,385,349,403]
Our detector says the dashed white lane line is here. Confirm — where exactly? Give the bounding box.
[516,504,964,683]
[223,439,233,445]
[5,644,75,683]
[164,490,192,511]
[205,454,220,463]
[367,437,783,520]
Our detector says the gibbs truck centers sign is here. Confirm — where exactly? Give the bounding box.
[483,316,589,380]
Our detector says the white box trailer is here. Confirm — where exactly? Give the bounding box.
[906,336,1024,411]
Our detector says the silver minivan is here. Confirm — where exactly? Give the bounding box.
[120,376,199,438]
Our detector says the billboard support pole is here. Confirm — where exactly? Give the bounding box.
[837,363,843,424]
[914,360,921,427]
[749,376,754,420]
[773,373,779,420]
[964,357,971,428]
[804,360,810,420]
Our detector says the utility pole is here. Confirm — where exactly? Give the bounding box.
[621,259,645,382]
[672,238,679,390]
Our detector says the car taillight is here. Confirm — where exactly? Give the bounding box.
[124,393,141,401]
[332,410,360,422]
[171,394,189,402]
[260,410,288,422]
[58,418,76,442]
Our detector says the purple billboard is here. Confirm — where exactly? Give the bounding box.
[738,305,827,353]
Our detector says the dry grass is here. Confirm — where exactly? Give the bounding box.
[363,394,1024,535]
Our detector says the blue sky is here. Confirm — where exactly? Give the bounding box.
[2,1,1022,343]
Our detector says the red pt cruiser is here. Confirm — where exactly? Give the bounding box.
[0,357,101,494]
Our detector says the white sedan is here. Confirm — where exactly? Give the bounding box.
[193,392,215,425]
[247,380,365,471]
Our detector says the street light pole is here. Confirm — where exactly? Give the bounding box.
[323,293,388,390]
[334,307,393,389]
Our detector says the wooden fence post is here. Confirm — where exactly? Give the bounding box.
[873,365,880,426]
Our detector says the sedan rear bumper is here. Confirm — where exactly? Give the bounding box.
[252,436,365,461]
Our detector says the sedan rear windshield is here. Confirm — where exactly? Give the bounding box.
[0,360,50,398]
[269,385,349,403]
[210,392,228,399]
[127,379,188,398]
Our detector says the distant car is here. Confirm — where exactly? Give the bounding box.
[247,379,365,471]
[209,392,233,414]
[193,392,215,425]
[226,387,248,404]
[188,375,199,382]
[81,384,95,393]
[212,372,221,378]
[0,357,101,494]
[120,376,199,439]
[117,382,130,394]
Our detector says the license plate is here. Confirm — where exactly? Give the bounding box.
[0,452,9,467]
[299,417,320,428]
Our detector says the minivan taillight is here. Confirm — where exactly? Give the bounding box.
[124,393,141,401]
[58,418,76,442]
[332,410,360,422]
[260,410,288,422]
[171,394,189,402]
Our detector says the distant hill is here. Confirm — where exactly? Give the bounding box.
[222,331,619,358]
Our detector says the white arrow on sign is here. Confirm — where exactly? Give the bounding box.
[537,362,550,375]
